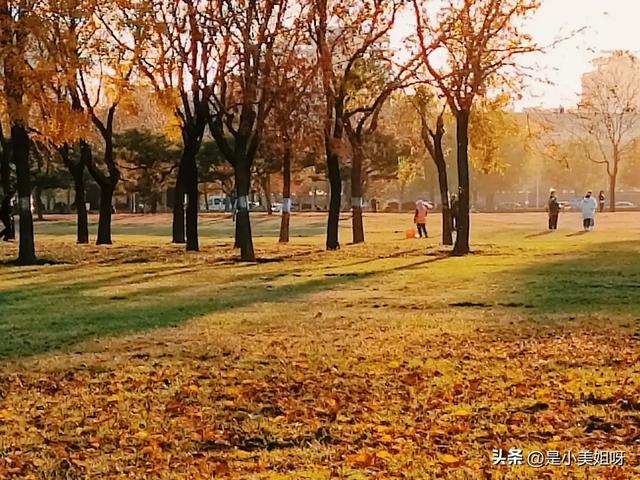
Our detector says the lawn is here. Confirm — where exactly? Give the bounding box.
[1,212,639,479]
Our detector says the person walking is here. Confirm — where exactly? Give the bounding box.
[547,189,560,230]
[414,200,429,238]
[598,190,606,213]
[0,194,14,241]
[580,191,598,231]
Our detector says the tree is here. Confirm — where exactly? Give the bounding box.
[0,122,11,197]
[469,106,530,210]
[410,87,454,245]
[30,141,69,221]
[541,137,603,198]
[311,0,405,249]
[573,51,640,212]
[40,0,136,245]
[208,0,301,261]
[116,129,179,213]
[32,0,98,245]
[77,50,133,245]
[412,0,541,255]
[58,143,90,242]
[254,145,281,216]
[0,0,38,264]
[197,140,234,208]
[265,45,319,242]
[342,54,416,244]
[114,0,216,250]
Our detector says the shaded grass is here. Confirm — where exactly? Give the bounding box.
[514,240,640,313]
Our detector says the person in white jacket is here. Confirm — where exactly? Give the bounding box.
[580,191,598,231]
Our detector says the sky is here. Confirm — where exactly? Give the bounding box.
[393,0,640,111]
[520,0,640,110]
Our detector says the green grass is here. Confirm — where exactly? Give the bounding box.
[1,212,640,479]
[1,212,639,359]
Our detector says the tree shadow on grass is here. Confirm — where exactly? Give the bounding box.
[503,240,640,314]
[0,254,448,360]
[525,230,553,239]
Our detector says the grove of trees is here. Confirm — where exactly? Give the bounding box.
[3,0,637,265]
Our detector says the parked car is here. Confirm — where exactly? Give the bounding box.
[615,201,635,209]
[206,195,227,212]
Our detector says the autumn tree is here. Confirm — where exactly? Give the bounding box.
[409,87,454,244]
[208,0,301,261]
[573,51,640,212]
[31,1,91,244]
[311,0,406,249]
[0,0,40,264]
[38,0,136,245]
[263,50,319,242]
[77,41,134,244]
[111,0,215,250]
[469,106,530,210]
[342,53,417,243]
[412,0,541,255]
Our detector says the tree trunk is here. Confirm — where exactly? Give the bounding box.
[343,179,351,212]
[326,149,342,250]
[150,191,158,214]
[97,184,114,245]
[172,162,186,244]
[73,168,89,244]
[279,149,291,243]
[12,124,36,264]
[431,121,453,246]
[34,185,44,221]
[234,210,241,248]
[183,145,199,252]
[350,140,365,244]
[1,145,10,196]
[486,190,496,213]
[453,110,471,255]
[609,163,617,212]
[235,160,256,261]
[203,183,209,212]
[61,143,90,244]
[261,175,273,216]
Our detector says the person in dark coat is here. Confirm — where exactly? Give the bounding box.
[547,189,560,230]
[0,194,14,241]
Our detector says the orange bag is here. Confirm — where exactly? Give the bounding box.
[406,228,417,239]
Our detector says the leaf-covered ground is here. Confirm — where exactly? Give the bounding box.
[1,212,640,479]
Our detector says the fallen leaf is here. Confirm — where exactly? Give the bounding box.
[346,452,375,468]
[451,407,473,418]
[439,454,463,467]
